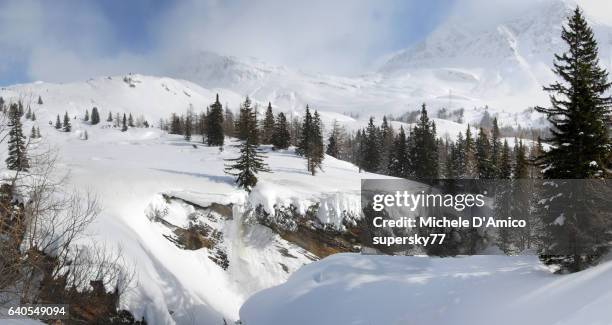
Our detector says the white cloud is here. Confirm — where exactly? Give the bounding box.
[152,0,407,75]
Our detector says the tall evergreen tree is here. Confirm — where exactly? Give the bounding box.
[84,109,89,122]
[6,104,29,171]
[25,106,32,120]
[55,115,62,129]
[308,111,325,175]
[410,104,438,180]
[490,117,502,176]
[121,114,128,132]
[128,113,135,127]
[362,117,381,172]
[463,126,477,178]
[63,112,71,132]
[388,126,410,178]
[31,112,36,121]
[271,112,290,150]
[91,107,100,125]
[223,106,235,137]
[206,94,225,146]
[107,111,113,122]
[296,106,313,156]
[184,115,192,141]
[37,96,43,105]
[499,139,512,179]
[476,128,495,179]
[262,102,275,145]
[325,120,344,158]
[379,116,395,174]
[237,97,258,144]
[535,7,612,272]
[224,139,270,192]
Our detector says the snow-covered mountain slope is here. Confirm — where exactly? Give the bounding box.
[158,0,612,127]
[0,74,248,124]
[0,110,389,323]
[240,253,612,325]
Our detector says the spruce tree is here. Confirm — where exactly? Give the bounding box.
[121,114,128,132]
[296,106,313,156]
[410,104,438,180]
[224,139,270,192]
[31,112,36,121]
[476,128,495,179]
[379,116,395,174]
[308,111,325,175]
[6,104,29,171]
[491,117,502,176]
[63,112,71,132]
[184,115,192,141]
[91,107,100,125]
[237,97,258,144]
[362,117,381,172]
[271,112,290,150]
[388,126,410,178]
[55,115,62,129]
[206,94,225,146]
[30,125,37,138]
[25,106,32,120]
[84,109,89,122]
[325,120,343,158]
[37,96,43,105]
[499,139,512,179]
[463,126,477,178]
[535,7,612,272]
[107,111,113,122]
[262,102,275,144]
[128,113,135,127]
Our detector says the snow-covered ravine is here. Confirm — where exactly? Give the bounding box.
[240,254,612,325]
[5,115,388,323]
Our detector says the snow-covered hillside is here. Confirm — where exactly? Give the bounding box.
[0,110,390,323]
[240,254,612,325]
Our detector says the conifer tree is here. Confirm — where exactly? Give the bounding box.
[121,114,127,132]
[308,111,325,175]
[262,102,275,144]
[476,128,495,179]
[271,112,290,150]
[55,115,62,129]
[184,115,192,141]
[491,117,502,176]
[91,107,100,125]
[128,113,134,127]
[388,126,410,178]
[325,120,344,158]
[107,111,113,122]
[25,106,32,120]
[6,104,29,171]
[31,112,36,121]
[206,94,225,146]
[84,109,89,122]
[224,138,270,192]
[379,116,395,174]
[535,7,612,272]
[37,96,43,105]
[499,139,512,179]
[30,125,37,138]
[463,126,477,178]
[410,104,438,180]
[237,97,257,144]
[296,106,313,156]
[63,112,71,132]
[362,117,381,172]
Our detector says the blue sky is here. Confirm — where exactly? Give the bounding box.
[0,0,458,86]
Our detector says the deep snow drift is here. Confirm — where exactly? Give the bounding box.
[240,254,612,325]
